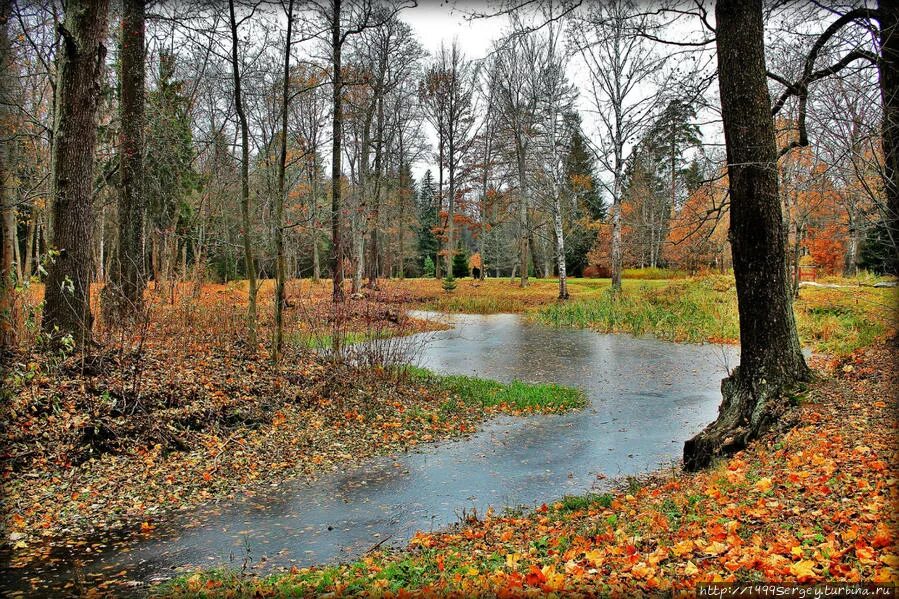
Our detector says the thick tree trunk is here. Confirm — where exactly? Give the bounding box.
[367,97,383,289]
[104,0,146,320]
[42,0,109,346]
[436,138,444,280]
[229,0,257,346]
[446,140,455,279]
[683,0,810,471]
[878,0,899,274]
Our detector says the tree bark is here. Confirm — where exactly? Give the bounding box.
[42,0,110,346]
[329,0,346,302]
[683,0,810,471]
[878,0,899,274]
[228,0,258,346]
[516,136,529,287]
[610,193,622,292]
[104,0,146,320]
[0,2,15,351]
[368,96,384,289]
[310,155,321,283]
[553,190,568,299]
[272,0,294,362]
[23,211,36,280]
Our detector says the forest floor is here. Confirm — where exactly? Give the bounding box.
[1,279,585,570]
[162,338,899,596]
[2,274,896,592]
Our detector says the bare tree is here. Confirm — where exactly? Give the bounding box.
[419,40,475,278]
[227,0,259,346]
[273,0,295,361]
[305,0,413,301]
[571,0,667,292]
[534,14,575,299]
[879,0,899,273]
[491,27,541,287]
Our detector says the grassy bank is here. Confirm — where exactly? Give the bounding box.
[405,366,586,413]
[534,276,896,357]
[158,341,899,597]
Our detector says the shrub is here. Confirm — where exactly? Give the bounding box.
[423,256,435,278]
[442,274,457,293]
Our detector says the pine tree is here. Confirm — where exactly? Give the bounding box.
[563,115,604,276]
[422,255,435,277]
[644,99,702,212]
[452,246,469,278]
[416,170,440,273]
[441,273,457,292]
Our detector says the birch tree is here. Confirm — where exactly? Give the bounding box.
[534,17,575,299]
[571,0,666,292]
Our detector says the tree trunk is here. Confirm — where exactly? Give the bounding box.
[683,0,810,472]
[330,1,345,302]
[610,198,622,291]
[229,0,257,346]
[553,190,568,299]
[24,211,36,280]
[272,0,294,361]
[42,0,110,346]
[878,0,899,274]
[436,137,444,280]
[516,138,528,287]
[104,0,146,320]
[367,96,384,289]
[1,3,16,351]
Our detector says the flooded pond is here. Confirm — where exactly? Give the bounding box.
[1,312,738,596]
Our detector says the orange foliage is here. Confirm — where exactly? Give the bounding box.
[665,171,730,273]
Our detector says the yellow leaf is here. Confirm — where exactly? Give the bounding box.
[705,541,727,556]
[630,562,652,579]
[789,560,818,581]
[684,561,699,576]
[881,555,899,568]
[754,477,773,493]
[584,549,604,567]
[506,553,521,569]
[672,539,695,557]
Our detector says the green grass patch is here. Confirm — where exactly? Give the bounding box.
[557,492,614,513]
[535,280,739,345]
[534,277,896,357]
[422,294,529,314]
[404,366,586,412]
[288,330,385,350]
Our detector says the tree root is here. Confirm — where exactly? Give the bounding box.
[683,366,800,471]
